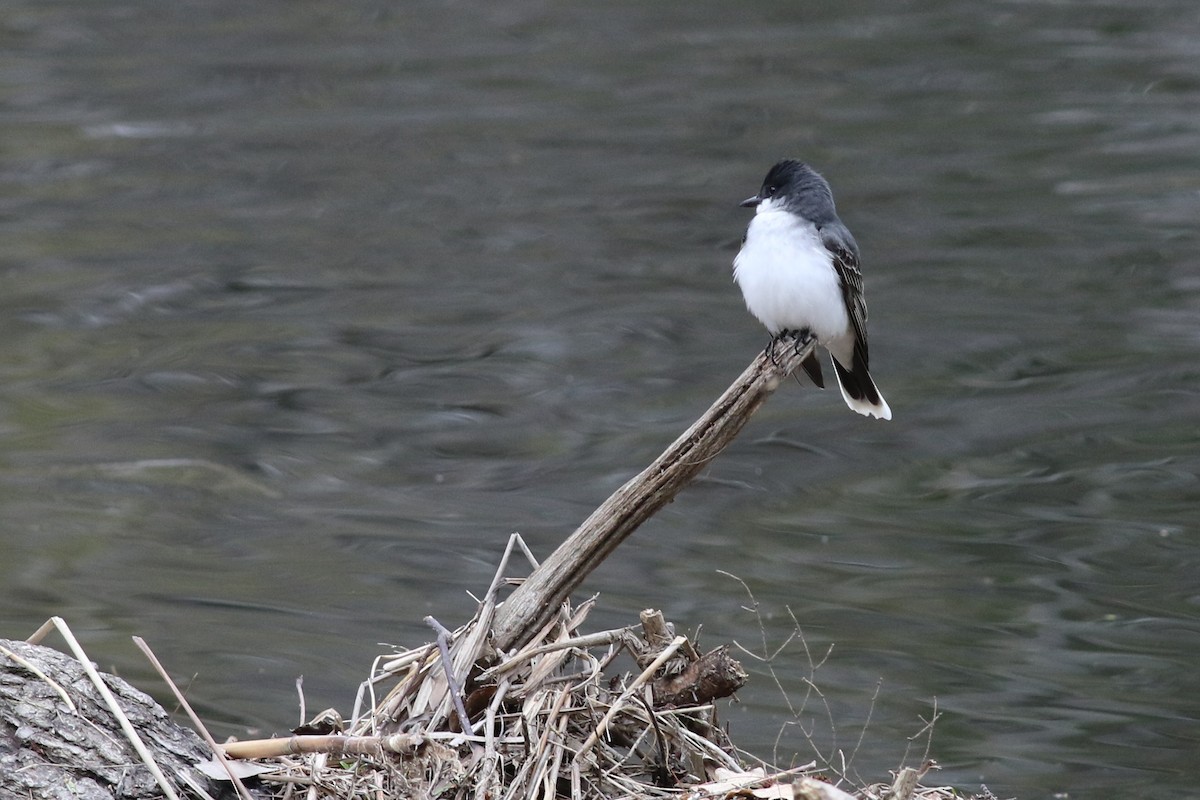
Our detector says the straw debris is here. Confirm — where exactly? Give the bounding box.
[209,537,974,800]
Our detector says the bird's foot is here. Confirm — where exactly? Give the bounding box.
[766,329,816,366]
[792,327,815,355]
[764,333,783,367]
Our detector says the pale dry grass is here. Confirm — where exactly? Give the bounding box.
[202,535,992,800]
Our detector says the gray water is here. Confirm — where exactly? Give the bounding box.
[2,2,1198,797]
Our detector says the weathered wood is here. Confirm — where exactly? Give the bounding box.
[492,338,815,652]
[651,645,748,707]
[0,638,231,800]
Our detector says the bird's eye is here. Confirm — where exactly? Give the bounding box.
[763,185,777,197]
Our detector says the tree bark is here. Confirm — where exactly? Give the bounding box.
[0,638,230,800]
[492,338,814,652]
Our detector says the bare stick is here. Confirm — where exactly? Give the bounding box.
[575,634,687,759]
[426,615,472,732]
[493,339,814,651]
[482,627,634,679]
[220,733,424,760]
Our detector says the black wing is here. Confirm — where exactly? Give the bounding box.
[819,222,870,367]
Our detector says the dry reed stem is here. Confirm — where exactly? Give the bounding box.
[133,635,255,800]
[222,734,424,760]
[484,627,633,678]
[575,634,687,759]
[0,642,78,713]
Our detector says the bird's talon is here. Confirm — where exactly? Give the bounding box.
[793,328,815,355]
[765,334,784,367]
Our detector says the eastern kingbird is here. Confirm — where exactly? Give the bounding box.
[734,160,892,420]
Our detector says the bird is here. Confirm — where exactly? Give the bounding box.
[733,159,892,420]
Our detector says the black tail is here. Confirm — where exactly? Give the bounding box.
[800,351,825,388]
[831,351,891,420]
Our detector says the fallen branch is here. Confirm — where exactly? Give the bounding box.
[651,646,748,708]
[493,337,815,651]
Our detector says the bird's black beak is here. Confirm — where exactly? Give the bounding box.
[739,195,762,208]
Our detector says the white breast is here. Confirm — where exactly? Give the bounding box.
[733,207,850,344]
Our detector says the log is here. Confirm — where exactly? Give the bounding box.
[492,337,815,651]
[0,638,233,800]
[651,645,748,708]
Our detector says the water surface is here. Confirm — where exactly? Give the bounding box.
[1,2,1197,797]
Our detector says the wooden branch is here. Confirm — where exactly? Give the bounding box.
[492,337,815,652]
[651,645,748,707]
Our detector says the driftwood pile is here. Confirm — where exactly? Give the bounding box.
[219,538,756,799]
[3,575,959,800]
[207,534,965,800]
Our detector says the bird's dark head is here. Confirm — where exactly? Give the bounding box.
[740,159,838,223]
